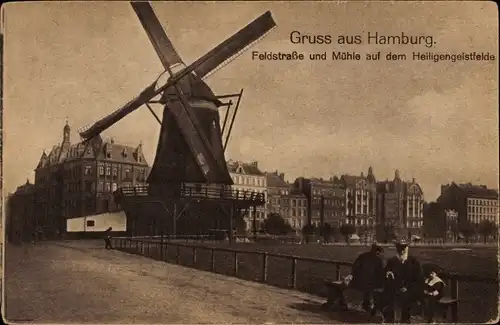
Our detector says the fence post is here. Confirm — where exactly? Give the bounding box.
[450,275,459,322]
[290,257,297,289]
[135,239,138,254]
[234,251,238,275]
[164,242,168,261]
[176,244,180,264]
[261,252,268,282]
[335,263,341,281]
[192,247,197,266]
[211,248,216,272]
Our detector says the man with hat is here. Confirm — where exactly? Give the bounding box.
[381,238,424,323]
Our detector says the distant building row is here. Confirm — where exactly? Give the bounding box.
[12,123,498,242]
[424,182,499,239]
[229,162,425,237]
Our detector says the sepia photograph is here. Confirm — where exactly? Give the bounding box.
[1,1,498,324]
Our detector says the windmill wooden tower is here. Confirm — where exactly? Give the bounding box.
[78,2,276,239]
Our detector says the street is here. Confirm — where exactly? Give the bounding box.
[3,240,375,324]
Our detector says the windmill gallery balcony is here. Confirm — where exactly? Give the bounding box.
[114,183,266,208]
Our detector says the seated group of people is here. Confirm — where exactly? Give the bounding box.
[338,239,445,323]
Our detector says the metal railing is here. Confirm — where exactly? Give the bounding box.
[111,237,499,322]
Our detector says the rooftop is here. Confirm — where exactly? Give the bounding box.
[227,160,264,176]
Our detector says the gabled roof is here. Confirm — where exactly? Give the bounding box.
[227,160,264,176]
[265,171,289,188]
[36,137,148,169]
[341,175,363,186]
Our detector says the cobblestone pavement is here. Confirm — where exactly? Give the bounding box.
[3,240,377,324]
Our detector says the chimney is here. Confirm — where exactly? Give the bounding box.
[251,161,258,168]
[110,138,115,144]
[279,173,285,180]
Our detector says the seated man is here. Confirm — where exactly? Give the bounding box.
[382,239,424,323]
[332,243,385,312]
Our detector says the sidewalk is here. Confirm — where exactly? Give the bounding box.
[3,241,380,324]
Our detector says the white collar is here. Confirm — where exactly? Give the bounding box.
[425,276,445,286]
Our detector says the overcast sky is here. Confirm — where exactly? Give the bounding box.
[2,1,498,200]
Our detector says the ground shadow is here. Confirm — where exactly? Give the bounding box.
[288,300,383,324]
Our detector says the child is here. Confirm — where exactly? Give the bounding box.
[423,266,445,323]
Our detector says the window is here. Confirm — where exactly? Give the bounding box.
[84,181,93,192]
[112,167,118,177]
[124,168,131,180]
[106,167,111,176]
[112,183,117,192]
[98,182,104,192]
[99,166,104,176]
[86,220,95,227]
[84,165,92,176]
[104,182,111,192]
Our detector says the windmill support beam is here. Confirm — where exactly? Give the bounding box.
[224,88,244,152]
[221,100,233,136]
[216,93,243,99]
[145,102,162,125]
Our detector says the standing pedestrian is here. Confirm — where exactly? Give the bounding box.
[104,227,113,250]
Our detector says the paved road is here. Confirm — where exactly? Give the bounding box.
[3,240,378,324]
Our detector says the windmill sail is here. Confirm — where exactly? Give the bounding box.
[79,82,157,140]
[78,2,276,185]
[130,1,184,69]
[193,11,276,79]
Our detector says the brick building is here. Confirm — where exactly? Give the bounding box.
[33,122,150,237]
[376,170,425,239]
[227,160,267,231]
[266,171,308,230]
[293,177,346,227]
[437,183,499,233]
[5,180,36,243]
[266,171,290,217]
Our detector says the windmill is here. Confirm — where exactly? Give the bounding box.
[79,2,276,238]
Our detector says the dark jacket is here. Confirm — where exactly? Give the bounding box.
[350,251,385,290]
[384,256,424,295]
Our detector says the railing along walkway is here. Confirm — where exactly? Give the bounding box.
[111,237,498,323]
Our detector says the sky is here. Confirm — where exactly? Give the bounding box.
[2,1,499,201]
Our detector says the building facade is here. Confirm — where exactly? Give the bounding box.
[376,170,425,238]
[265,171,308,230]
[293,177,346,227]
[340,167,377,228]
[437,183,499,231]
[228,160,267,230]
[5,180,36,243]
[266,171,290,217]
[288,192,308,230]
[423,201,446,238]
[33,122,150,237]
